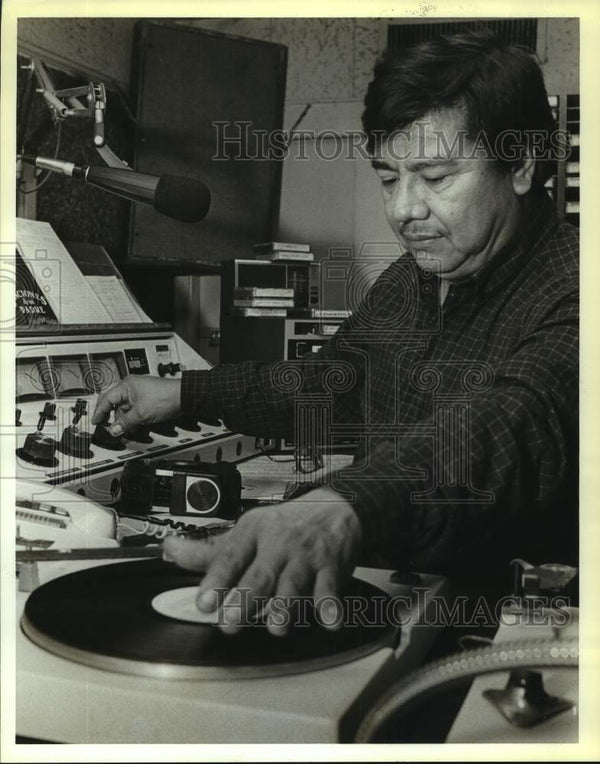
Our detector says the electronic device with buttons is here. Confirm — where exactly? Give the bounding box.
[221,258,321,312]
[120,457,243,518]
[12,327,272,504]
[12,222,275,505]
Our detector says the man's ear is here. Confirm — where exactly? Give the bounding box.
[511,155,536,196]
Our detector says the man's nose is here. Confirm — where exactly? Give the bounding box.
[389,178,429,223]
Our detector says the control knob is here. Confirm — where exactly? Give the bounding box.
[17,432,58,467]
[149,421,178,437]
[157,362,181,377]
[16,403,59,467]
[176,416,201,432]
[126,425,154,444]
[58,425,94,459]
[92,419,126,451]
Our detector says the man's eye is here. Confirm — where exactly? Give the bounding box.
[380,176,397,188]
[424,174,449,186]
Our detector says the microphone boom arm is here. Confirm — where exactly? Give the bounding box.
[19,58,211,222]
[29,57,130,170]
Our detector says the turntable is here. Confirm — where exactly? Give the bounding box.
[16,557,447,743]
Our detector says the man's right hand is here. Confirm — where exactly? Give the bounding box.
[92,375,182,436]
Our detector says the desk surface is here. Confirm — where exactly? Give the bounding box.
[238,451,354,502]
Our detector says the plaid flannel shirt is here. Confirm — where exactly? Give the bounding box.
[181,192,579,572]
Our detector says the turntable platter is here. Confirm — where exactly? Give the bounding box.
[21,559,398,679]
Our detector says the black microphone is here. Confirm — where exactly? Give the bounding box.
[20,156,211,223]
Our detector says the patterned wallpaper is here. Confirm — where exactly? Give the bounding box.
[17,17,136,89]
[180,17,382,104]
[538,17,579,96]
[177,17,579,102]
[18,17,579,108]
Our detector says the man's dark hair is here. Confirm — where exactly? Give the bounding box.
[362,29,560,187]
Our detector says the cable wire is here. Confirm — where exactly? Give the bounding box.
[18,122,62,194]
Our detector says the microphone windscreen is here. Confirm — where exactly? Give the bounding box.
[154,175,211,223]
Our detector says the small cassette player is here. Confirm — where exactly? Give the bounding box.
[120,458,242,519]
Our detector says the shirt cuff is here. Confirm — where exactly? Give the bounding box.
[180,369,220,423]
[329,470,412,569]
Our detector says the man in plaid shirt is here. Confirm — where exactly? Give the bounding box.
[94,31,578,635]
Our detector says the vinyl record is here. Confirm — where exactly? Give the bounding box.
[21,559,398,679]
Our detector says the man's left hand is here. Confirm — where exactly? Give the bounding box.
[162,487,361,636]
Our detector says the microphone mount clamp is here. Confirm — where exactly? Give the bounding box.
[26,56,130,171]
